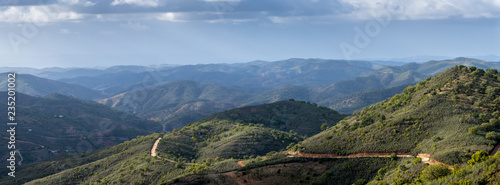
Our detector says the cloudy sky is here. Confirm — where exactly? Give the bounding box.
[0,0,499,68]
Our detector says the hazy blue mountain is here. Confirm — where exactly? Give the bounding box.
[60,58,379,95]
[99,80,250,130]
[0,73,105,99]
[319,57,500,95]
[60,71,150,91]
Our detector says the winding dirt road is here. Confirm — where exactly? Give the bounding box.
[151,137,194,165]
[285,151,453,169]
[150,137,453,170]
[287,151,413,158]
[151,137,161,157]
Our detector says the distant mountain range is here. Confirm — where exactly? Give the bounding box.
[99,80,249,130]
[59,58,380,95]
[367,55,500,63]
[92,57,500,131]
[0,73,106,99]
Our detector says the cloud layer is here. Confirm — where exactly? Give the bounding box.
[0,0,499,23]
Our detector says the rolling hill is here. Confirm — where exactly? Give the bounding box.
[299,65,500,167]
[319,57,500,95]
[60,58,378,95]
[4,99,344,184]
[7,63,500,185]
[99,80,250,130]
[169,65,500,184]
[200,100,346,136]
[0,73,105,99]
[0,93,162,166]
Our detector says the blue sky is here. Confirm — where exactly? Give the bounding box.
[0,0,499,68]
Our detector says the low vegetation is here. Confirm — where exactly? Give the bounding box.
[298,66,500,167]
[200,100,346,136]
[5,65,500,184]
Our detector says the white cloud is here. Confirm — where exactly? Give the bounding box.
[0,6,85,23]
[157,12,185,22]
[120,21,149,30]
[110,0,159,7]
[83,1,96,7]
[0,0,499,24]
[58,0,96,7]
[339,0,500,20]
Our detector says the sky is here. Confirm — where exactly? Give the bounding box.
[0,0,499,68]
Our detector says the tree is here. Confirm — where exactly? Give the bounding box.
[485,131,500,140]
[468,126,478,135]
[321,123,329,131]
[420,164,451,181]
[486,86,500,98]
[467,151,488,165]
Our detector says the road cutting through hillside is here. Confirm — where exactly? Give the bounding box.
[2,137,45,148]
[151,137,161,157]
[151,138,195,165]
[236,151,452,169]
[151,138,452,169]
[237,160,246,167]
[287,151,414,158]
[285,151,453,169]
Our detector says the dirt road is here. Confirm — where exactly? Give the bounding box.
[151,137,161,157]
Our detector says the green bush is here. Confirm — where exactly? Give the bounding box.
[485,131,500,140]
[467,151,489,165]
[420,164,451,181]
[413,158,422,164]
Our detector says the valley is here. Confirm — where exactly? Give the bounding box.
[1,59,500,184]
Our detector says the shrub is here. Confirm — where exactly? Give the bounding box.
[468,126,478,135]
[486,86,500,98]
[321,123,329,131]
[432,136,442,142]
[485,131,500,140]
[413,158,422,164]
[467,151,488,165]
[420,164,451,181]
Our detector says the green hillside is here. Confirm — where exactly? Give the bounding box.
[18,134,171,185]
[170,157,393,185]
[8,98,340,184]
[0,93,162,166]
[200,100,346,136]
[14,65,500,185]
[157,120,301,162]
[16,121,300,185]
[299,65,500,165]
